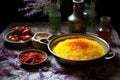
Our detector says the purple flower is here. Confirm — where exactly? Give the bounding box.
[2,68,12,76]
[41,66,49,71]
[18,6,31,11]
[0,46,18,59]
[9,61,20,69]
[18,0,60,17]
[24,9,42,17]
[39,68,44,79]
[50,62,69,74]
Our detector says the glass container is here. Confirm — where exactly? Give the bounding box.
[97,16,112,43]
[47,0,62,36]
[68,0,87,33]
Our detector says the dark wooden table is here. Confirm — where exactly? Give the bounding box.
[0,22,120,80]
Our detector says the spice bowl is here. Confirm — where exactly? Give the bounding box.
[3,26,33,47]
[18,49,48,66]
[32,32,52,50]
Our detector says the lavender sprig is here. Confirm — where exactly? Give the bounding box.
[18,0,61,18]
[2,68,12,76]
[0,46,18,60]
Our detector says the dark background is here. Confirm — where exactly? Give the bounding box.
[0,0,120,35]
[95,0,120,35]
[0,0,73,33]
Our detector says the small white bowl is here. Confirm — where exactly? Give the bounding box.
[32,32,52,50]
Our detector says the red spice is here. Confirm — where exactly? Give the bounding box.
[19,51,46,64]
[68,40,89,49]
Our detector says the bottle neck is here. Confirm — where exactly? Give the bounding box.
[100,16,112,28]
[73,1,85,17]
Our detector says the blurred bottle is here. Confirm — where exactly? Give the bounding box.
[68,0,87,33]
[84,0,96,33]
[97,16,112,42]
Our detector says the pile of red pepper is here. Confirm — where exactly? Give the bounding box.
[19,51,46,65]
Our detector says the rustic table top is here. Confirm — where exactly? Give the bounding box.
[0,22,120,80]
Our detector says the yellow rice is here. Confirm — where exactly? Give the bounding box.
[52,38,105,60]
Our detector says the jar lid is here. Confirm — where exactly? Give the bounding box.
[100,16,111,22]
[73,0,84,3]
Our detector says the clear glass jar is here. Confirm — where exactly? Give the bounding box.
[47,1,62,36]
[97,16,112,42]
[48,8,62,36]
[68,0,87,33]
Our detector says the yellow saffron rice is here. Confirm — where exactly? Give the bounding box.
[52,38,105,60]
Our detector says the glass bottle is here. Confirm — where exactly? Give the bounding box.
[97,16,112,42]
[84,0,96,33]
[48,0,62,36]
[68,0,87,33]
[48,7,62,36]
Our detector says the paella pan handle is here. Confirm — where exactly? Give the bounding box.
[105,52,116,60]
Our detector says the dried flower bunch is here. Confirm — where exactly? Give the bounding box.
[18,0,61,18]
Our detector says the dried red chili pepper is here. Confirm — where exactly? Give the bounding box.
[19,51,46,64]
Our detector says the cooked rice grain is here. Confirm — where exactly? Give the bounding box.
[52,38,105,60]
